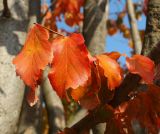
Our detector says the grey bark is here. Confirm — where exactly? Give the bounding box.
[0,0,28,133]
[141,0,160,86]
[17,87,43,134]
[83,0,109,133]
[40,0,66,131]
[127,0,142,54]
[83,0,109,55]
[142,0,160,61]
[67,108,87,127]
[17,1,44,134]
[41,68,65,134]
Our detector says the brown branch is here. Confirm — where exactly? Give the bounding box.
[71,105,113,133]
[41,68,65,133]
[109,73,141,107]
[2,0,11,18]
[127,0,142,54]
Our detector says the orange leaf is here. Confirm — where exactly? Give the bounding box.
[123,29,131,39]
[13,24,53,89]
[126,54,155,84]
[70,86,88,101]
[48,33,91,98]
[105,52,121,61]
[108,27,118,36]
[70,58,97,101]
[53,0,84,26]
[96,54,123,90]
[79,92,100,110]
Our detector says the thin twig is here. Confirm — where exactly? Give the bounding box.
[34,23,65,37]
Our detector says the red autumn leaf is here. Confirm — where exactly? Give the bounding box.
[115,84,160,134]
[108,27,118,36]
[79,92,100,110]
[70,56,97,101]
[96,54,123,90]
[53,0,84,26]
[105,116,134,134]
[58,128,77,134]
[48,33,91,98]
[105,51,121,61]
[126,54,155,84]
[13,24,53,90]
[70,86,88,101]
[72,61,101,106]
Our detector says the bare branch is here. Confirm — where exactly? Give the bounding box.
[127,0,142,54]
[41,68,65,134]
[2,0,11,17]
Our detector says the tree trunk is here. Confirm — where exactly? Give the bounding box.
[83,0,109,55]
[0,0,28,133]
[127,0,142,54]
[142,0,160,61]
[41,68,65,134]
[141,0,160,86]
[83,0,109,133]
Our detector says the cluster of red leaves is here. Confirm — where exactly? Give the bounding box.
[13,24,155,106]
[43,0,84,31]
[108,84,160,134]
[13,24,157,133]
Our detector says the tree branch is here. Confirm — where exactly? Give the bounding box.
[83,0,108,55]
[127,0,142,54]
[2,0,11,17]
[41,68,65,134]
[71,105,113,134]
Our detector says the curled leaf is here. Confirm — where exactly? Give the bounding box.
[126,54,155,84]
[96,54,123,90]
[70,86,88,101]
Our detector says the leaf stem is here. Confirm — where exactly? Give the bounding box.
[34,23,65,37]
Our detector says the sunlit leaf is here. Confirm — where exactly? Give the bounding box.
[13,24,53,90]
[126,54,155,84]
[48,33,91,98]
[96,54,123,90]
